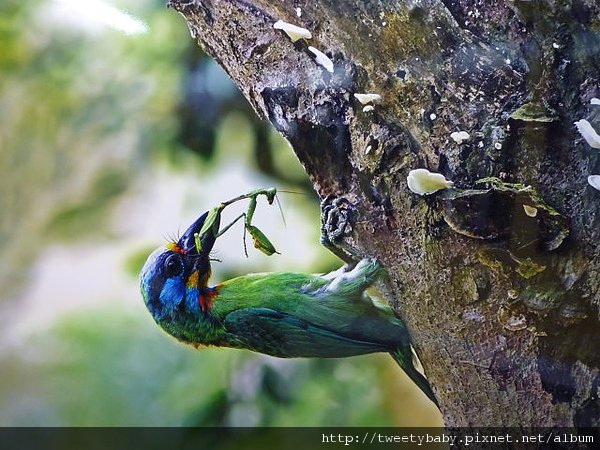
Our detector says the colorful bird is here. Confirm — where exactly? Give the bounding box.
[140,211,438,406]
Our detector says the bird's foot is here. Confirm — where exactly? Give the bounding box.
[320,196,358,262]
[321,196,354,243]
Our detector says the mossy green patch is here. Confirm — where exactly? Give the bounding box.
[510,101,557,123]
[515,257,547,279]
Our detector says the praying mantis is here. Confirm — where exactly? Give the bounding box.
[194,187,284,257]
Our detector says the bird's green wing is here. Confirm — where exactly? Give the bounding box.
[223,307,385,359]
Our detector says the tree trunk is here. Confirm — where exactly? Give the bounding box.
[169,0,600,426]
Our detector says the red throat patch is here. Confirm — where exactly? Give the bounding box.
[199,287,219,312]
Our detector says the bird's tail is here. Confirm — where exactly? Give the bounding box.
[390,347,439,408]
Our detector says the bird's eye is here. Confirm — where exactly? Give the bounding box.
[164,254,183,278]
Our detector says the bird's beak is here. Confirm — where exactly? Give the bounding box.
[178,211,220,256]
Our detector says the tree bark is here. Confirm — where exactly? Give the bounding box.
[169,0,600,426]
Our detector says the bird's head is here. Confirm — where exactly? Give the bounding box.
[140,211,219,326]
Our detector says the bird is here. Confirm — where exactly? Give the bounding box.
[140,210,438,406]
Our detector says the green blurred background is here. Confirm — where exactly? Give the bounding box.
[0,0,441,426]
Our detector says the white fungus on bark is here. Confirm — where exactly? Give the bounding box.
[308,46,334,73]
[407,168,454,196]
[362,105,374,113]
[450,131,470,144]
[588,175,600,191]
[574,119,600,149]
[273,20,311,42]
[591,98,600,106]
[354,93,381,104]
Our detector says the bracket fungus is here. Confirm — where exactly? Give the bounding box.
[273,20,311,42]
[308,46,334,73]
[574,119,600,149]
[407,169,454,196]
[450,131,470,144]
[353,93,381,105]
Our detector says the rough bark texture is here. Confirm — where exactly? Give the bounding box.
[170,0,600,426]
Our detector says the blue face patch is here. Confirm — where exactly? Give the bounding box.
[140,248,187,321]
[185,285,202,315]
[157,276,186,319]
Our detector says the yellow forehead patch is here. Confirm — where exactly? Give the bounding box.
[166,242,185,254]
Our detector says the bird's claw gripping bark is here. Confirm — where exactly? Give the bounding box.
[321,196,354,241]
[320,196,359,263]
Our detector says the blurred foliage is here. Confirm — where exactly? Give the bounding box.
[0,0,190,297]
[176,44,311,189]
[0,0,441,427]
[46,168,129,239]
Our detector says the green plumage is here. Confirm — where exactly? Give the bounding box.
[213,261,404,355]
[141,249,438,406]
